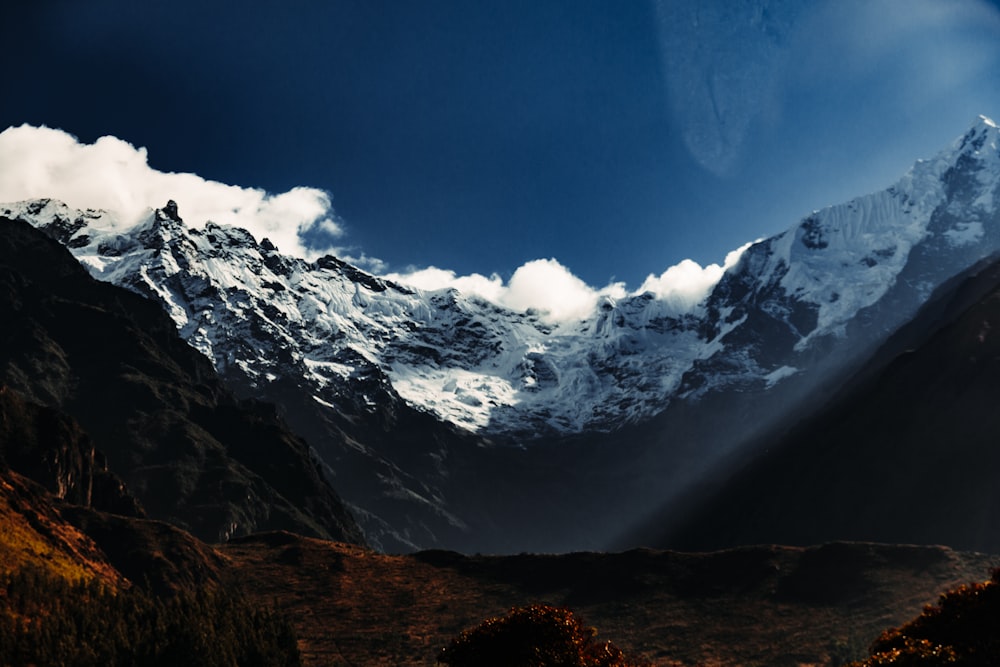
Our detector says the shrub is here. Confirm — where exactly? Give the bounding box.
[437,603,650,667]
[847,568,1000,666]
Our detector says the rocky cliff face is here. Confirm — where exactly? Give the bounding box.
[0,386,142,517]
[5,116,1000,552]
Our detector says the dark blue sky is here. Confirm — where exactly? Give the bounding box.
[4,1,1000,288]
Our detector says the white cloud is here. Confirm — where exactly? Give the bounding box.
[504,259,626,322]
[388,258,627,323]
[0,124,340,258]
[635,242,752,311]
[388,249,750,325]
[386,266,506,301]
[1,124,748,324]
[338,252,389,275]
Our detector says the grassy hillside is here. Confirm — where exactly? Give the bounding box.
[0,470,303,667]
[0,471,121,584]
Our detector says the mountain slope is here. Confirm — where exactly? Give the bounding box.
[0,218,364,545]
[0,386,226,592]
[0,468,123,585]
[657,254,1000,553]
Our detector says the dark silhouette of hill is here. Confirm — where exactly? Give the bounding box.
[0,464,302,664]
[0,385,142,517]
[653,254,1000,553]
[0,216,364,545]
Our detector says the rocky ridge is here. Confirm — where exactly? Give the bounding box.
[0,218,365,546]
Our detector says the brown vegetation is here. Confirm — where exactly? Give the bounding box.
[0,564,302,666]
[437,603,652,667]
[222,534,1000,666]
[848,567,1000,666]
[3,464,999,667]
[0,470,122,585]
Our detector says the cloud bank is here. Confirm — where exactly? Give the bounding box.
[387,247,748,324]
[0,123,746,324]
[0,124,341,258]
[387,259,628,323]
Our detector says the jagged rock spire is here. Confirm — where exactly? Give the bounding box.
[162,200,180,221]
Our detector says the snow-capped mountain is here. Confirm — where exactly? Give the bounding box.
[4,115,1000,552]
[685,116,1000,398]
[0,199,714,440]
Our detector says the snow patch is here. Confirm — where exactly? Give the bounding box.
[764,366,798,387]
[944,221,985,246]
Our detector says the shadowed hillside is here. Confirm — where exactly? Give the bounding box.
[654,255,1000,554]
[0,450,302,664]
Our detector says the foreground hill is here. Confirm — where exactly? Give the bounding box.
[0,386,230,593]
[0,473,302,665]
[0,466,123,586]
[0,417,304,664]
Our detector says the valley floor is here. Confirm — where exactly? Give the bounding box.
[222,534,1000,666]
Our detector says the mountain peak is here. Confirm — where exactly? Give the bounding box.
[955,114,1000,157]
[160,199,180,221]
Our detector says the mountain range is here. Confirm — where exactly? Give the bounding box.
[6,115,1000,665]
[6,215,995,666]
[3,115,1000,554]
